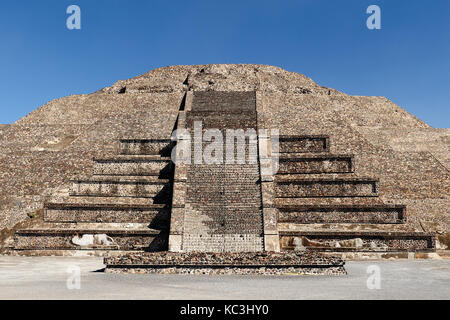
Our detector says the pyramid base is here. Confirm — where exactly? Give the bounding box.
[104,251,347,275]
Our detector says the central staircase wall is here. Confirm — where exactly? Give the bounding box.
[176,91,265,252]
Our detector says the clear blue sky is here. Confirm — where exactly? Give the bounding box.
[1,0,449,127]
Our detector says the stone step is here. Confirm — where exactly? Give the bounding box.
[278,222,412,233]
[103,251,346,275]
[275,176,378,198]
[274,197,386,207]
[279,231,435,252]
[14,228,167,251]
[70,176,171,198]
[319,251,442,260]
[119,138,175,156]
[278,154,353,174]
[182,234,264,253]
[278,135,329,153]
[43,202,169,225]
[47,195,159,206]
[277,204,406,224]
[93,155,173,176]
[10,249,148,257]
[186,112,257,130]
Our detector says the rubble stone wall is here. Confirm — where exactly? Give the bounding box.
[182,91,264,252]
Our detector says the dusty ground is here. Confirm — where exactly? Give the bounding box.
[0,255,448,300]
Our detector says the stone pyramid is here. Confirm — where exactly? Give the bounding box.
[0,65,448,270]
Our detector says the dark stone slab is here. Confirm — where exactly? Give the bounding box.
[277,204,406,224]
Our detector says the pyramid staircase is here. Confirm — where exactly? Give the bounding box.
[174,91,265,252]
[103,91,346,275]
[13,139,175,255]
[12,90,436,261]
[274,135,436,258]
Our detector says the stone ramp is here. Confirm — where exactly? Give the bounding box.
[104,251,346,275]
[275,175,379,198]
[93,155,173,176]
[119,138,175,156]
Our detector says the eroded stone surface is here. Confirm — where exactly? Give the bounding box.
[1,64,448,259]
[104,251,346,275]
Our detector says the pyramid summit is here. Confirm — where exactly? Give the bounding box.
[0,64,448,272]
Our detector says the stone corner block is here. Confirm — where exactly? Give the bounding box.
[263,207,278,233]
[171,183,187,207]
[169,207,185,234]
[174,164,188,182]
[264,234,281,252]
[168,234,183,252]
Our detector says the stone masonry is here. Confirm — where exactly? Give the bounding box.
[0,64,447,265]
[181,91,264,252]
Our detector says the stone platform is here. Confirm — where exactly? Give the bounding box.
[104,251,346,275]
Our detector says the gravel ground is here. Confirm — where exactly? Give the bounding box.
[0,255,448,300]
